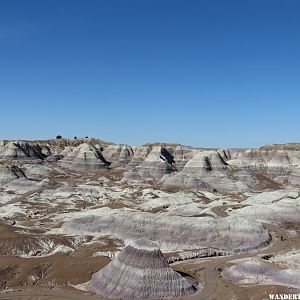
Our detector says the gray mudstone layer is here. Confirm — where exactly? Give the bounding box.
[63,210,270,252]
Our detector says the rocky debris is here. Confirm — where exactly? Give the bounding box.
[0,233,75,257]
[82,238,198,299]
[63,208,270,252]
[166,248,231,263]
[270,249,300,269]
[92,250,120,259]
[138,191,198,211]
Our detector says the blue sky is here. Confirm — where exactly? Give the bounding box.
[0,0,299,147]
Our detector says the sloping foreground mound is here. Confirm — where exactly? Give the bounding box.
[63,209,270,252]
[81,238,198,299]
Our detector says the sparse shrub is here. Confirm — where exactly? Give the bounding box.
[56,135,62,140]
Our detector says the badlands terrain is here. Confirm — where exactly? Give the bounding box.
[0,138,299,300]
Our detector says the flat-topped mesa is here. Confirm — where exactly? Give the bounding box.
[226,146,300,186]
[260,143,300,151]
[59,142,111,171]
[227,142,300,169]
[84,238,198,300]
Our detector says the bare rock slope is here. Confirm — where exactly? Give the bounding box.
[0,164,26,185]
[82,238,198,299]
[59,143,111,170]
[63,209,270,252]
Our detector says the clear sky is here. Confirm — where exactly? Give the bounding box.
[0,0,299,148]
